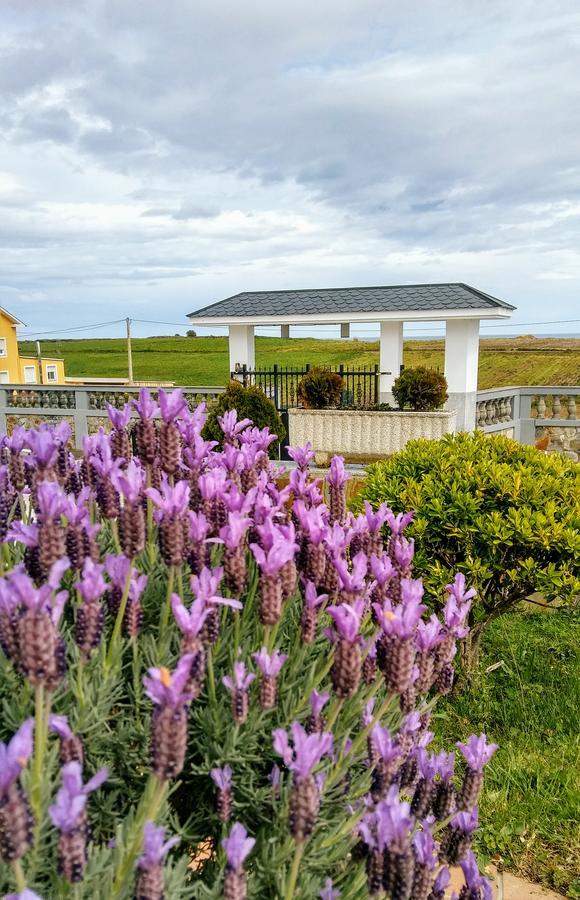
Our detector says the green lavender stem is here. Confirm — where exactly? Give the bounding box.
[110,776,167,898]
[12,859,26,892]
[284,839,305,900]
[104,561,134,673]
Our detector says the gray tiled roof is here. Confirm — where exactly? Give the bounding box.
[188,283,514,319]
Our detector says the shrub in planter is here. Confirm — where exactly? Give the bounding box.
[203,379,285,455]
[392,367,448,411]
[297,367,344,409]
[0,407,496,899]
[357,431,580,672]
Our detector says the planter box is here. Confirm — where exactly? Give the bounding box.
[288,408,457,463]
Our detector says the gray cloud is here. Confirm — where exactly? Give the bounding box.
[0,0,578,333]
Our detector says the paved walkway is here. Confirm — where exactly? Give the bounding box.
[449,866,565,899]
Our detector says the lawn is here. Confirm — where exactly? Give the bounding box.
[18,335,580,389]
[437,606,580,896]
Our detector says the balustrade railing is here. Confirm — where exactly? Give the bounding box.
[0,384,224,450]
[476,386,580,444]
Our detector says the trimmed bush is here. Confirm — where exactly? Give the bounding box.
[392,366,448,411]
[297,367,344,409]
[203,380,285,453]
[357,431,580,670]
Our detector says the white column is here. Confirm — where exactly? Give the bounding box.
[379,320,403,402]
[444,318,480,431]
[228,323,255,374]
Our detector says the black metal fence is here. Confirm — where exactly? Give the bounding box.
[231,364,380,411]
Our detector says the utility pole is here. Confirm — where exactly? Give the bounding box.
[126,317,133,384]
[36,340,43,384]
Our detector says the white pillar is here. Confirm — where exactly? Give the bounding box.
[379,321,403,402]
[281,324,290,339]
[228,323,255,374]
[444,318,480,431]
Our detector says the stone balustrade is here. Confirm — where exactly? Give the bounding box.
[0,384,224,449]
[476,386,580,449]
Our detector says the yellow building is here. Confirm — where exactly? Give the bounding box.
[0,306,66,385]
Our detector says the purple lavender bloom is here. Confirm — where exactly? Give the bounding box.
[137,821,180,869]
[222,662,255,693]
[304,582,328,610]
[8,565,68,623]
[293,500,327,544]
[319,878,341,899]
[6,426,27,454]
[335,552,367,594]
[286,443,315,469]
[188,510,210,542]
[218,410,252,442]
[446,573,477,604]
[443,594,472,638]
[375,786,413,851]
[48,715,74,742]
[48,761,107,833]
[460,851,493,900]
[210,765,233,791]
[75,558,107,603]
[143,655,195,708]
[385,510,414,535]
[325,522,351,557]
[111,459,145,505]
[198,467,228,501]
[146,477,190,518]
[158,388,188,423]
[327,599,365,642]
[434,750,455,781]
[222,822,255,871]
[219,511,251,551]
[272,722,333,779]
[171,594,210,638]
[105,553,131,589]
[0,720,35,793]
[269,765,281,790]
[26,428,58,469]
[133,388,159,421]
[4,891,43,900]
[191,567,242,609]
[433,867,451,894]
[392,536,415,569]
[327,455,350,488]
[451,808,479,834]
[362,501,390,533]
[456,734,498,771]
[5,521,39,547]
[252,648,288,677]
[36,480,68,519]
[129,572,148,603]
[362,698,375,727]
[370,724,400,763]
[238,425,277,452]
[400,711,422,736]
[374,593,424,639]
[250,539,296,575]
[416,748,438,780]
[106,403,132,431]
[415,614,443,651]
[369,553,396,586]
[310,690,330,719]
[413,828,437,867]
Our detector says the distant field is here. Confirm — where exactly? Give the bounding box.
[18,334,580,389]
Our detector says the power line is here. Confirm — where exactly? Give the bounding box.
[23,319,126,338]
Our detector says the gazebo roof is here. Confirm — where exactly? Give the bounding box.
[188,282,514,324]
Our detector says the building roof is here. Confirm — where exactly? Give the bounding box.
[187,282,514,324]
[0,305,25,326]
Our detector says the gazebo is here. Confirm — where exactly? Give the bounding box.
[187,283,515,430]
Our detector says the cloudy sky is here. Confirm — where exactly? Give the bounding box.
[1,0,579,340]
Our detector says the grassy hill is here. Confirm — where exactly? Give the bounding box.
[18,334,580,389]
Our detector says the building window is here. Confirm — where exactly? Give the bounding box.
[0,370,8,383]
[0,338,6,357]
[46,364,58,382]
[23,365,37,384]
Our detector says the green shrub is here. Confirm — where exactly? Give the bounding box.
[296,367,344,409]
[203,380,286,453]
[357,431,580,669]
[392,366,448,411]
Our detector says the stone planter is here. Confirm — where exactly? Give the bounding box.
[287,407,457,463]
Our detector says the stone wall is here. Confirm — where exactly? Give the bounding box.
[535,425,580,462]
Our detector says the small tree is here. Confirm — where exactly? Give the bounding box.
[392,366,448,411]
[186,329,197,337]
[357,431,580,672]
[297,367,344,409]
[203,380,285,454]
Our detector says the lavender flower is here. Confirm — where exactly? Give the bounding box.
[147,477,190,566]
[223,662,255,724]
[144,655,194,780]
[301,581,327,643]
[211,765,233,822]
[219,410,252,444]
[75,558,106,658]
[49,714,84,766]
[222,822,255,900]
[327,456,350,523]
[460,850,493,900]
[273,722,332,840]
[251,537,296,626]
[135,821,180,900]
[287,442,315,470]
[456,734,498,810]
[48,761,107,883]
[441,808,479,864]
[10,563,69,689]
[112,460,146,557]
[327,600,365,698]
[308,690,330,733]
[0,719,35,862]
[319,878,341,900]
[252,647,287,710]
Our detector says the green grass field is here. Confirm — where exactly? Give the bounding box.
[19,335,580,389]
[438,607,580,895]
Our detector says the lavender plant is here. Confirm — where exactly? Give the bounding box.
[0,392,497,898]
